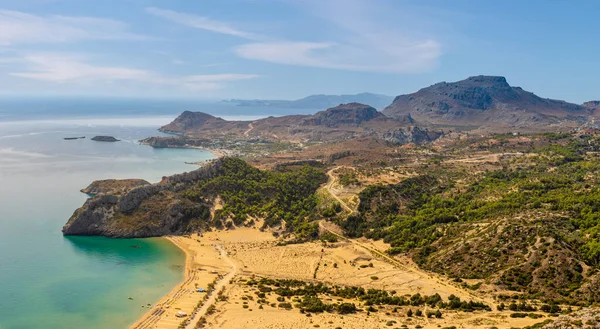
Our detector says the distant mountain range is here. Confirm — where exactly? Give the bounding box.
[168,75,600,145]
[221,93,394,110]
[383,75,594,131]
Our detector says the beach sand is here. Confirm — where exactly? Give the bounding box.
[130,228,552,329]
[129,235,232,329]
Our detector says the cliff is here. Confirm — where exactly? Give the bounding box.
[62,157,327,238]
[62,159,224,237]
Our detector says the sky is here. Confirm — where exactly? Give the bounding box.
[0,0,598,102]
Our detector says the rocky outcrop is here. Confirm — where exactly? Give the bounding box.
[383,75,591,131]
[541,308,600,328]
[91,136,119,142]
[81,179,150,196]
[301,103,382,127]
[380,127,444,145]
[62,159,223,237]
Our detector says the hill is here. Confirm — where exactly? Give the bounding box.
[222,92,394,110]
[156,103,441,145]
[383,75,591,131]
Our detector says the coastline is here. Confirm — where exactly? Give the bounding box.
[129,235,230,329]
[128,236,191,329]
[139,139,228,159]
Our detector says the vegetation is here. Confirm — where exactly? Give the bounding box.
[341,139,600,303]
[245,277,490,312]
[182,158,327,238]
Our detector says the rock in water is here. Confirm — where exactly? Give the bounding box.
[91,136,120,142]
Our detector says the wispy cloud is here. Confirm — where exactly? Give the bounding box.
[0,10,144,45]
[146,2,440,73]
[235,0,441,73]
[9,54,260,91]
[146,7,261,40]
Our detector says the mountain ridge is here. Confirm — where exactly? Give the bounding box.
[383,75,592,131]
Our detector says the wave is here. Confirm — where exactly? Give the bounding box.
[0,148,52,158]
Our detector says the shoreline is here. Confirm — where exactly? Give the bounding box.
[129,235,231,329]
[139,140,229,159]
[128,236,192,329]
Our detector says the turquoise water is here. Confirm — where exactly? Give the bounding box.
[0,117,215,329]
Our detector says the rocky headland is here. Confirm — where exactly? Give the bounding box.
[80,179,150,196]
[62,159,224,237]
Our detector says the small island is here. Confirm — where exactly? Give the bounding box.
[91,136,120,142]
[63,136,85,140]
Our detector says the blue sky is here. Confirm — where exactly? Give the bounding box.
[0,0,598,102]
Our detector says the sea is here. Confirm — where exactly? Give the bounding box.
[0,98,315,329]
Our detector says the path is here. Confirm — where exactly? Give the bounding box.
[243,123,254,137]
[324,167,354,215]
[320,171,493,305]
[185,245,237,329]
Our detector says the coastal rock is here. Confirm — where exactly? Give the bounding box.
[91,136,120,142]
[81,179,150,196]
[62,159,223,237]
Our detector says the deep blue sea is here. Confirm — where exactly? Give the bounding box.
[0,98,312,329]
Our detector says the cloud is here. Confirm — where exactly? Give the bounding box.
[10,54,150,81]
[234,0,441,73]
[0,10,144,45]
[235,39,439,73]
[9,54,260,91]
[146,7,260,40]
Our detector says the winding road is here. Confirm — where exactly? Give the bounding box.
[324,167,355,215]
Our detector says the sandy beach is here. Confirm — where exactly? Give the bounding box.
[129,235,232,329]
[128,227,554,329]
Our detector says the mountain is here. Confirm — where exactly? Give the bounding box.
[584,100,600,113]
[383,75,591,131]
[301,103,383,127]
[222,92,394,110]
[156,103,441,144]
